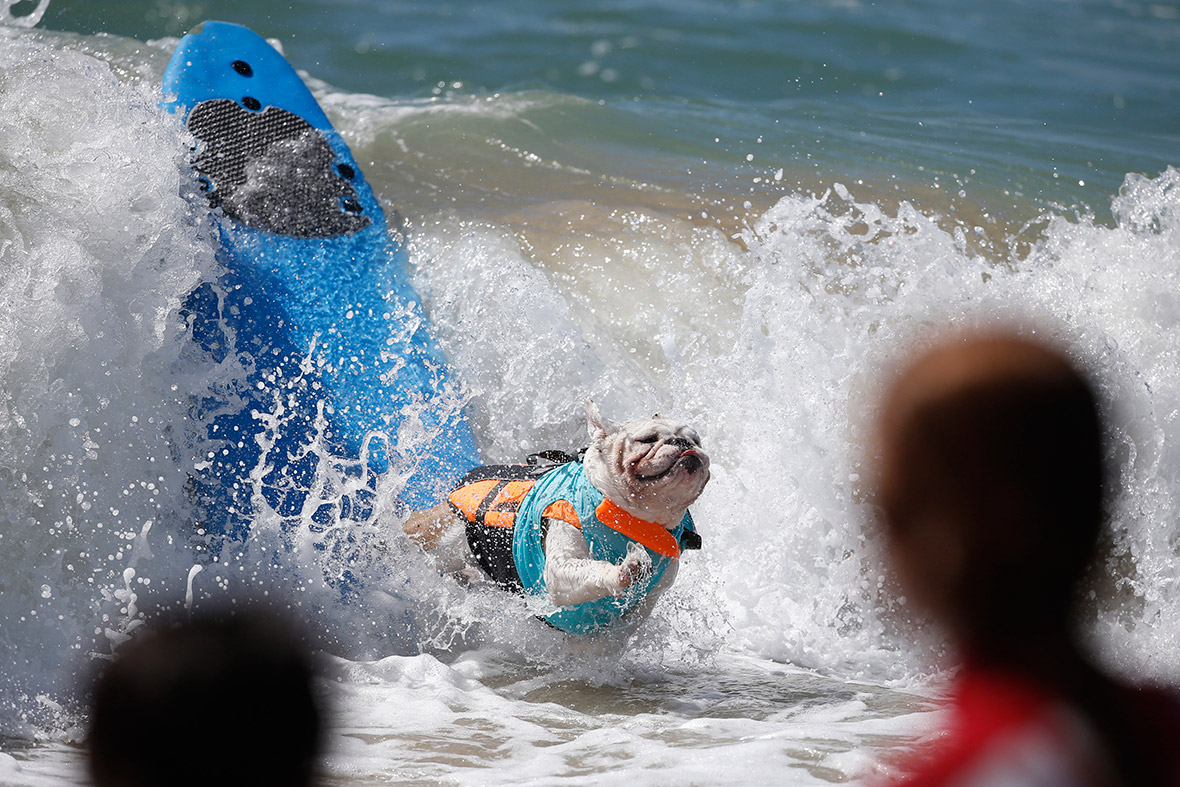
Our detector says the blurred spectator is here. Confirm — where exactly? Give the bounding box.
[875,331,1180,787]
[88,606,323,787]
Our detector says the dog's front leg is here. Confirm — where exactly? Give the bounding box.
[543,518,652,606]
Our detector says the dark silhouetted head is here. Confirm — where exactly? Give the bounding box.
[876,332,1104,659]
[88,608,323,787]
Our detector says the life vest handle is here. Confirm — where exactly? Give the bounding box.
[526,448,584,467]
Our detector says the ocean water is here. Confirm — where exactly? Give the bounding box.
[1,0,1178,784]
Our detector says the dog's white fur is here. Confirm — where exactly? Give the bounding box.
[404,402,710,616]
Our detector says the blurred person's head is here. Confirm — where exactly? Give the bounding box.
[875,331,1104,662]
[88,607,323,787]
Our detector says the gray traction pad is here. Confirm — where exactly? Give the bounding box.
[187,99,371,238]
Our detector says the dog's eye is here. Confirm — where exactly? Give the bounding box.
[683,429,702,446]
[634,434,659,444]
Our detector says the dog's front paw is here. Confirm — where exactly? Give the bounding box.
[613,542,653,594]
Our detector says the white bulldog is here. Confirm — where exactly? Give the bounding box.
[404,402,710,632]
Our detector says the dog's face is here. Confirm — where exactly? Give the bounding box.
[582,402,711,527]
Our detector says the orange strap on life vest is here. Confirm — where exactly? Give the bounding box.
[448,478,536,529]
[541,499,580,529]
[594,499,681,560]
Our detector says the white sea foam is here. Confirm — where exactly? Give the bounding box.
[320,651,938,786]
[705,174,1180,683]
[0,33,213,734]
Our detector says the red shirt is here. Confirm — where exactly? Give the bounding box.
[894,668,1180,787]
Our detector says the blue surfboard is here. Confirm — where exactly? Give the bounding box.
[162,22,480,556]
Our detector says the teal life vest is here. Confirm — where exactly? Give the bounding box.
[511,460,697,634]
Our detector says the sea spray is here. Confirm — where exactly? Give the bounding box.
[0,35,209,734]
[697,174,1180,682]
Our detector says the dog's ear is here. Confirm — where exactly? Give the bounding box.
[585,400,613,442]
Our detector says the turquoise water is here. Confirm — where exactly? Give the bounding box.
[39,0,1180,214]
[1,0,1179,784]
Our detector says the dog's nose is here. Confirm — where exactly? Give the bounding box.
[671,437,694,450]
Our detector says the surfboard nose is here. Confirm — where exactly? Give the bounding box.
[162,21,331,131]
